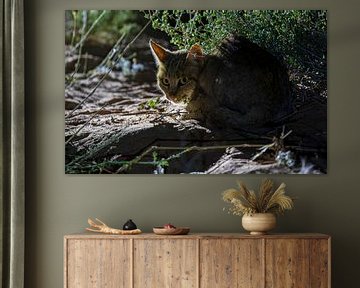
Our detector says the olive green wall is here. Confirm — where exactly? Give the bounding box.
[25,0,360,287]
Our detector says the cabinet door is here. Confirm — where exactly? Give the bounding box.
[309,239,330,288]
[134,239,198,288]
[266,239,309,288]
[66,239,131,288]
[200,239,264,288]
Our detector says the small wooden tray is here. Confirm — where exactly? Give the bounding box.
[153,227,190,235]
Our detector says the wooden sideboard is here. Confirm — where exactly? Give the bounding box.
[64,233,330,288]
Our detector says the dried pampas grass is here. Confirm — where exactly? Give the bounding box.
[222,179,294,216]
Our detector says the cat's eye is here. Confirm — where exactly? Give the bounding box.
[179,77,189,86]
[161,78,170,86]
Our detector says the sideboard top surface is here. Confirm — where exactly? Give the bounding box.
[64,232,330,240]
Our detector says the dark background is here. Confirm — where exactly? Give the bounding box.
[25,0,360,287]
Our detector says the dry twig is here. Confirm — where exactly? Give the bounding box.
[86,218,142,235]
[66,19,151,120]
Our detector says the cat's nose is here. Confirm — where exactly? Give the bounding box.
[169,87,177,94]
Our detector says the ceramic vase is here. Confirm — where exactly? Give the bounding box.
[242,213,276,235]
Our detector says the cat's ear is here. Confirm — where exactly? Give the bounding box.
[149,40,169,64]
[186,44,204,62]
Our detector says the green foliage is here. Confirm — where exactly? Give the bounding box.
[144,10,234,54]
[152,151,169,168]
[146,97,161,109]
[87,10,141,36]
[138,97,161,110]
[143,10,327,78]
[65,10,142,44]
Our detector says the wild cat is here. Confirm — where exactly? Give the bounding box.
[149,36,293,129]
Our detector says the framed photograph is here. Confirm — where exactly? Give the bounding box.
[65,10,327,175]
